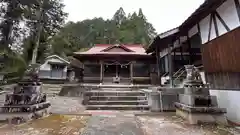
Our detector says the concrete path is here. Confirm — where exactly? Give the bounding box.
[81,114,144,135]
[137,113,240,135]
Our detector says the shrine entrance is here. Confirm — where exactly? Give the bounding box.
[103,61,131,84]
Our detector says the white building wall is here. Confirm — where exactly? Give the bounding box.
[210,90,240,124]
[40,62,51,71]
[39,57,68,79]
[199,71,240,124]
[216,18,228,35]
[40,58,68,72]
[216,0,239,31]
[188,25,198,38]
[210,21,217,40]
[199,15,211,44]
[192,0,240,44]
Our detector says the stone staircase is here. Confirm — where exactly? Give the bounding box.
[42,84,63,96]
[84,88,149,110]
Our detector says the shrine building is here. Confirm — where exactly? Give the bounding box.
[73,44,156,84]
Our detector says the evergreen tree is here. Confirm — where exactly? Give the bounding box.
[50,7,157,56]
[0,6,157,73]
[0,0,37,72]
[22,0,67,64]
[113,7,126,25]
[138,8,146,20]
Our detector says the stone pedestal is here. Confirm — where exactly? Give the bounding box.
[0,64,51,124]
[175,104,227,124]
[150,91,161,112]
[175,65,227,125]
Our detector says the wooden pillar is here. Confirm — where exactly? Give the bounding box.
[116,64,118,77]
[100,61,103,83]
[187,35,192,64]
[173,48,176,71]
[130,62,133,84]
[180,46,184,61]
[168,44,174,87]
[156,46,161,85]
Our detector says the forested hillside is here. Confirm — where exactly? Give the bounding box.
[50,7,157,57]
[0,0,157,74]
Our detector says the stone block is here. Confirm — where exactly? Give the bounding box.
[175,102,226,113]
[179,94,218,107]
[158,87,184,94]
[150,93,161,112]
[184,87,210,95]
[176,108,228,125]
[59,85,87,97]
[160,92,178,111]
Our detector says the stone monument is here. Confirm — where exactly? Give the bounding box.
[175,65,227,124]
[0,64,51,124]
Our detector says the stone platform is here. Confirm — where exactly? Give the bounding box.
[0,108,50,124]
[176,109,227,125]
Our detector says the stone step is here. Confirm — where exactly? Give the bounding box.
[86,105,149,110]
[89,96,147,101]
[85,90,144,93]
[96,88,134,91]
[87,100,148,105]
[85,91,145,96]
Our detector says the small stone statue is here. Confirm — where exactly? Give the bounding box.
[184,65,203,85]
[22,64,41,82]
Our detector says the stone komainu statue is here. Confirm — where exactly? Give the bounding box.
[23,64,41,82]
[185,65,203,83]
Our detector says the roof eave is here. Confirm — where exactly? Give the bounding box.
[180,0,226,30]
[146,29,180,53]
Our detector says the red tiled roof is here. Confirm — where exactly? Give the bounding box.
[74,44,148,56]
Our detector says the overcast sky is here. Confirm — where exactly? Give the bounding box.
[63,0,204,33]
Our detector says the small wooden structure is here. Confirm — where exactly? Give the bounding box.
[74,44,156,84]
[39,55,70,81]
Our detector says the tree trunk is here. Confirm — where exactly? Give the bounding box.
[31,0,45,64]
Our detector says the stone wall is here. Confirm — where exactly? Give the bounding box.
[210,89,240,125]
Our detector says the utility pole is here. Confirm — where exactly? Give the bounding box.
[31,0,45,64]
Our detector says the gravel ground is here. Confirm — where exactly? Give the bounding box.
[81,114,144,135]
[0,114,90,135]
[48,96,86,114]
